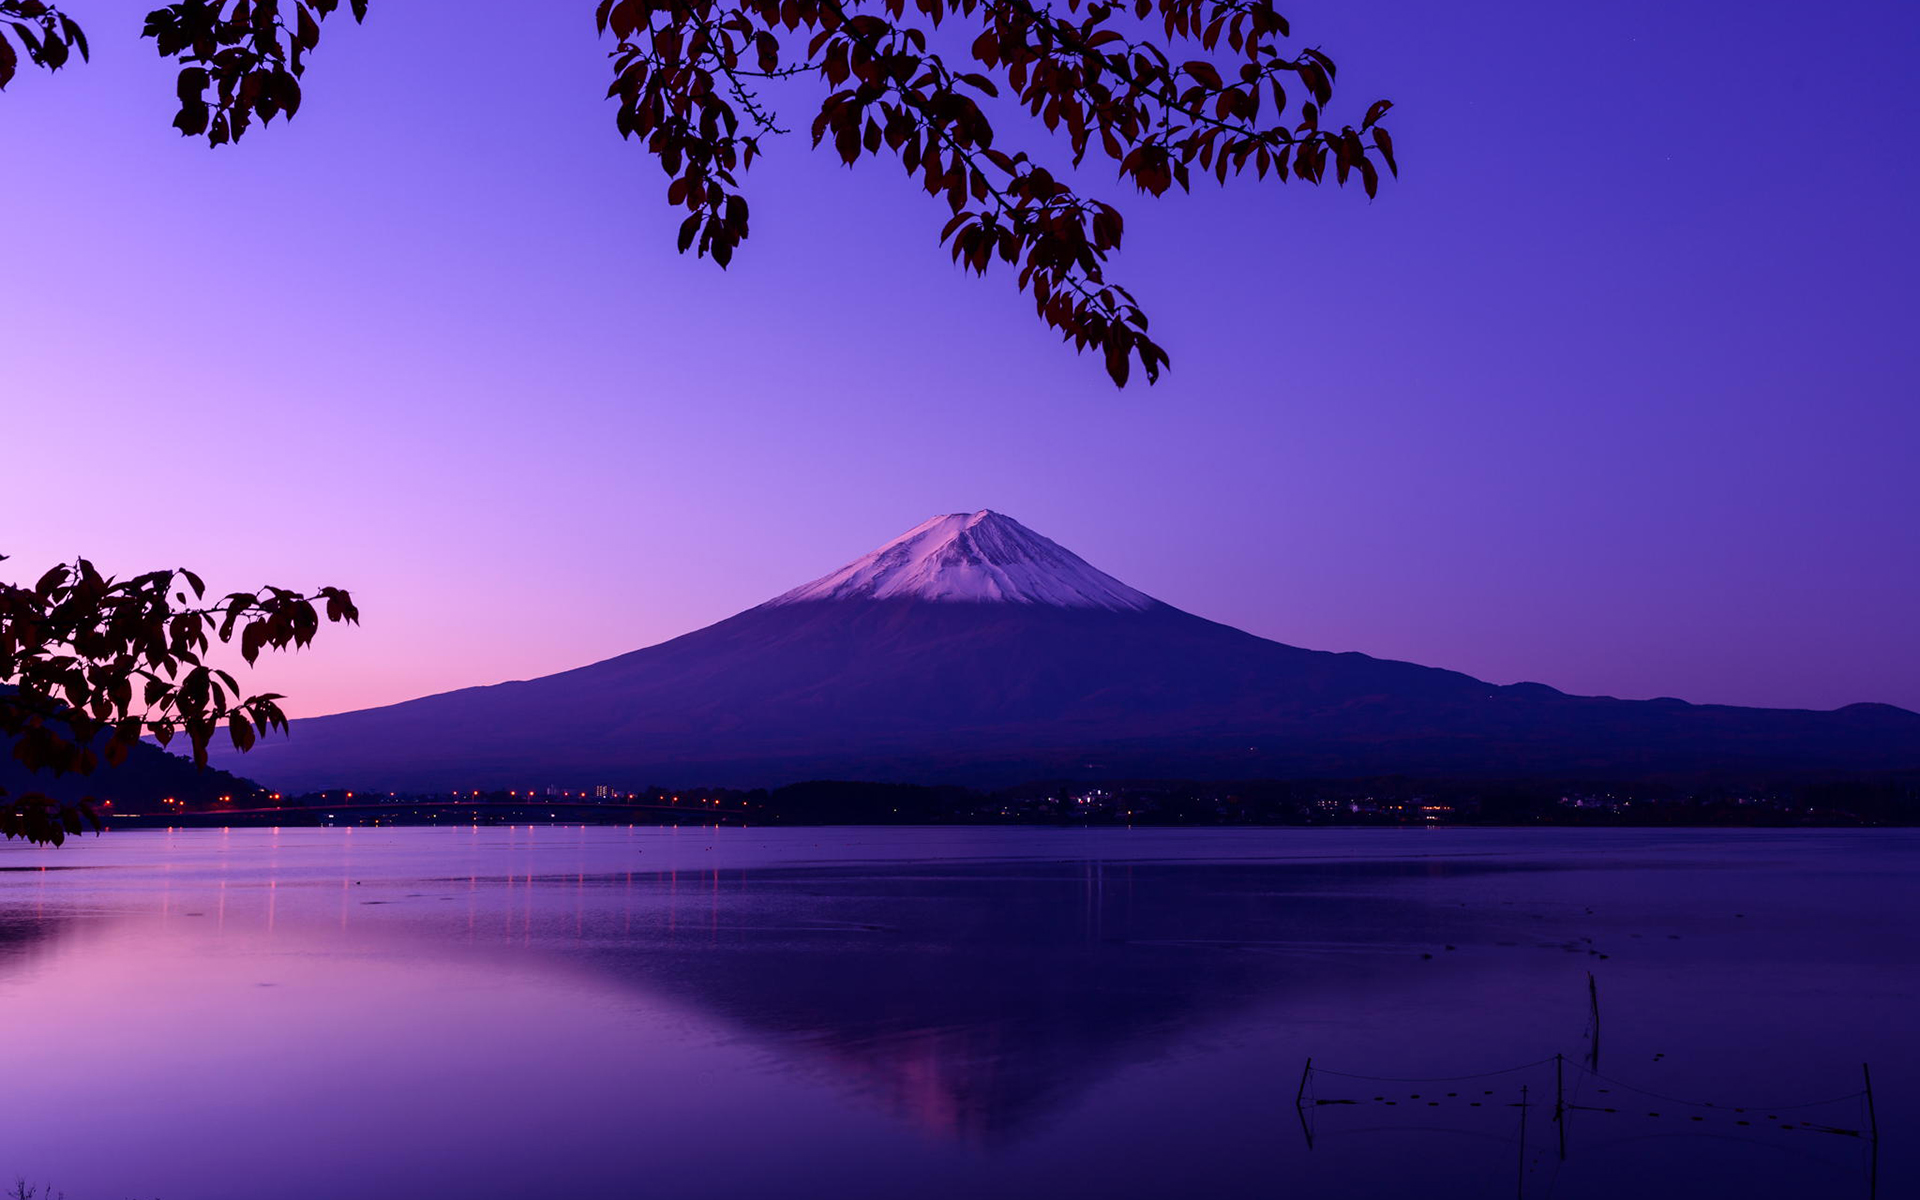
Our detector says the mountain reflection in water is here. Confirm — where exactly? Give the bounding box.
[569,858,1494,1142]
[0,827,1911,1200]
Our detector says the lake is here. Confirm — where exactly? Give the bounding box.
[1,826,1911,1199]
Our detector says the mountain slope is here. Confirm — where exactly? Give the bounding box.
[211,511,1920,791]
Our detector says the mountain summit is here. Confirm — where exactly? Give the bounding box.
[768,510,1156,611]
[210,512,1920,793]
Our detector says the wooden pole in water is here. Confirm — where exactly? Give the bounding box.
[1555,1053,1566,1161]
[1517,1084,1529,1200]
[1295,1057,1314,1150]
[1863,1062,1878,1199]
[1586,972,1602,1071]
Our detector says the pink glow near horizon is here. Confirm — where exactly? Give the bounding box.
[2,1,1915,718]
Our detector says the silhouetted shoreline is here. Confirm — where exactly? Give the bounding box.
[97,772,1920,830]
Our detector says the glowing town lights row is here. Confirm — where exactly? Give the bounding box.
[402,789,730,805]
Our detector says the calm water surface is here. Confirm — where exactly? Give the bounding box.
[0,826,1912,1199]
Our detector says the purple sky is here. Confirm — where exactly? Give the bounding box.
[5,1,1916,718]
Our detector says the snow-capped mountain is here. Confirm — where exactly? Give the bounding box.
[210,511,1920,793]
[767,511,1156,611]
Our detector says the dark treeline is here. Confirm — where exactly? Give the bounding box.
[748,774,1920,827]
[114,771,1920,829]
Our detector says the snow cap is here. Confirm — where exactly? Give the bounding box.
[767,510,1157,611]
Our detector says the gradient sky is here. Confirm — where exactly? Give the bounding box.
[4,1,1916,718]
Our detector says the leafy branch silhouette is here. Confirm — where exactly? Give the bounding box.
[2,0,1394,385]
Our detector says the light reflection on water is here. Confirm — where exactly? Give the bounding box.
[0,826,1912,1199]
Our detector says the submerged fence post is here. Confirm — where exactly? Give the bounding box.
[1864,1062,1878,1199]
[1517,1083,1529,1200]
[1586,972,1602,1071]
[1555,1053,1566,1161]
[1295,1057,1314,1150]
